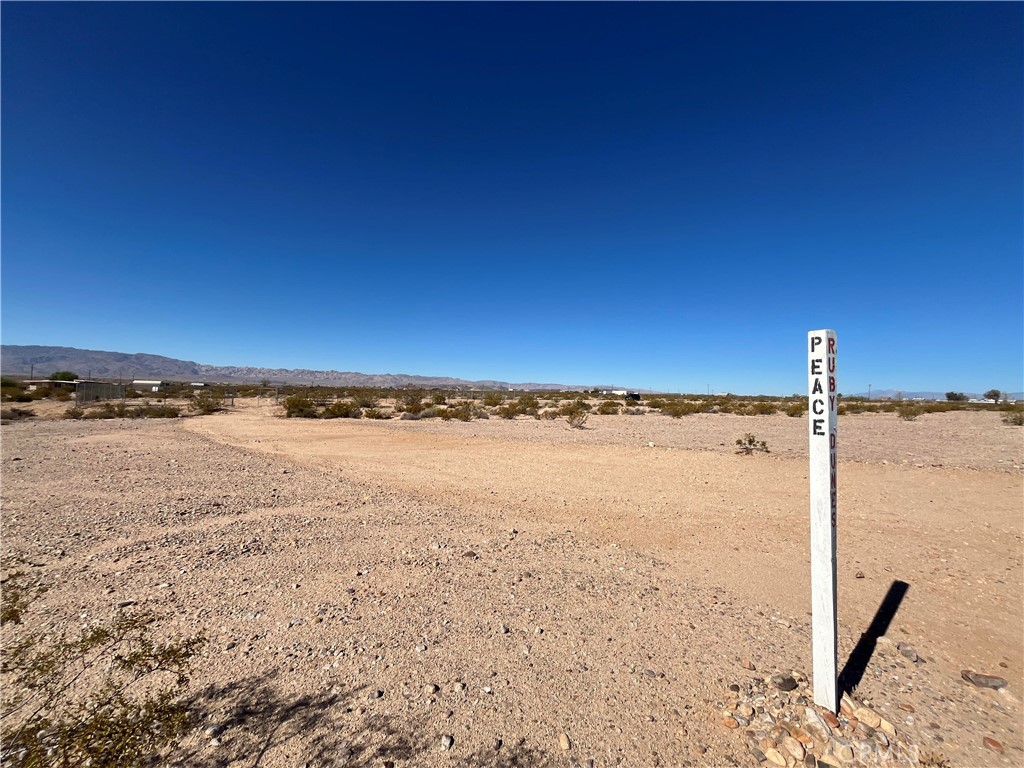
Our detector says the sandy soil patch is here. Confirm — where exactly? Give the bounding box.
[2,405,1021,767]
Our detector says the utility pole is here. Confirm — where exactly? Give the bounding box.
[868,384,871,401]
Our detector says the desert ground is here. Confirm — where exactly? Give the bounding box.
[2,399,1022,767]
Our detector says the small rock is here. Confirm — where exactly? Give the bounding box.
[835,743,854,763]
[759,737,777,751]
[855,571,864,579]
[416,644,428,652]
[741,657,756,670]
[782,736,805,760]
[723,717,739,729]
[764,747,787,766]
[983,737,1004,754]
[424,684,439,695]
[771,674,798,692]
[822,711,840,729]
[853,707,880,729]
[440,734,454,751]
[368,690,383,700]
[500,624,510,634]
[493,738,503,751]
[116,600,137,608]
[878,718,896,739]
[897,702,914,713]
[961,670,1008,689]
[751,747,767,763]
[738,703,754,718]
[462,550,477,558]
[559,732,571,750]
[897,643,919,662]
[454,682,466,692]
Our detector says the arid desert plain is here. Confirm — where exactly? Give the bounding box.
[3,400,1022,767]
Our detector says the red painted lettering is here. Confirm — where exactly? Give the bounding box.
[828,337,835,354]
[829,376,836,393]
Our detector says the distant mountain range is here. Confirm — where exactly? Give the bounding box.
[0,345,618,391]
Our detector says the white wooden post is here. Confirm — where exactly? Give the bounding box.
[808,329,838,712]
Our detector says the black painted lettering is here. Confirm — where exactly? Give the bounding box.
[811,336,822,353]
[813,418,825,435]
[811,359,823,375]
[812,379,823,395]
[812,399,825,415]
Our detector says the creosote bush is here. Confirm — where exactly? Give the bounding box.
[482,391,505,407]
[896,402,923,421]
[321,400,362,419]
[735,433,769,455]
[785,402,806,417]
[283,394,318,418]
[189,390,225,415]
[495,404,520,419]
[596,400,620,415]
[0,407,36,423]
[362,407,388,419]
[1,568,205,767]
[1001,408,1024,426]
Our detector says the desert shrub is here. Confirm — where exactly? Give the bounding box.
[495,404,520,419]
[352,390,379,408]
[1,568,204,768]
[896,402,922,421]
[63,406,86,420]
[750,401,778,415]
[623,407,645,416]
[136,404,180,418]
[321,400,362,419]
[0,377,21,388]
[362,407,388,419]
[0,407,35,423]
[785,402,806,417]
[596,400,620,415]
[566,409,588,429]
[431,393,447,405]
[661,401,701,418]
[536,409,559,420]
[189,390,225,415]
[440,402,475,422]
[283,394,318,418]
[1001,408,1024,426]
[399,411,421,420]
[418,407,441,419]
[396,389,426,414]
[736,433,769,455]
[558,398,591,416]
[645,398,666,411]
[517,394,540,411]
[945,392,968,402]
[482,391,505,407]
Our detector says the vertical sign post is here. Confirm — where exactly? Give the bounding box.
[808,330,838,712]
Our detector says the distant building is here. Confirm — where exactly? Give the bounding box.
[132,380,165,393]
[76,380,125,403]
[23,379,75,391]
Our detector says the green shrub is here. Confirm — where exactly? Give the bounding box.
[736,433,769,455]
[189,391,225,415]
[362,407,388,419]
[63,407,85,420]
[784,402,806,417]
[558,398,591,416]
[596,400,620,415]
[0,377,20,388]
[645,398,666,411]
[431,393,447,405]
[136,404,180,418]
[751,401,778,415]
[397,389,426,414]
[517,394,540,411]
[482,391,505,407]
[1,568,204,768]
[623,407,645,416]
[440,402,475,422]
[536,409,559,420]
[322,400,362,419]
[896,402,922,421]
[351,390,379,408]
[495,404,520,419]
[661,401,701,418]
[283,394,318,418]
[566,409,588,429]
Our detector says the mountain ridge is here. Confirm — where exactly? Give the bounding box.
[0,344,617,391]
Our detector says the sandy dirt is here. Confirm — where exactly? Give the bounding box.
[2,401,1022,767]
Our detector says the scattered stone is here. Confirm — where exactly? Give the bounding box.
[822,711,840,729]
[741,657,756,670]
[500,624,510,634]
[416,644,428,652]
[817,753,842,768]
[853,707,880,729]
[855,571,864,579]
[493,738,503,751]
[878,718,896,739]
[738,703,754,718]
[764,747,787,766]
[759,737,777,752]
[368,690,383,700]
[440,734,454,751]
[897,643,919,662]
[454,682,466,692]
[722,716,739,729]
[462,550,477,558]
[559,732,571,750]
[961,670,1008,689]
[424,684,439,695]
[834,743,854,763]
[897,702,914,713]
[782,736,805,760]
[771,674,798,692]
[983,737,1004,754]
[751,747,767,763]
[116,599,137,608]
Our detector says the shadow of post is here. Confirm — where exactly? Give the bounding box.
[838,580,910,697]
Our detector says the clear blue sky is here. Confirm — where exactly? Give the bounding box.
[2,2,1021,394]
